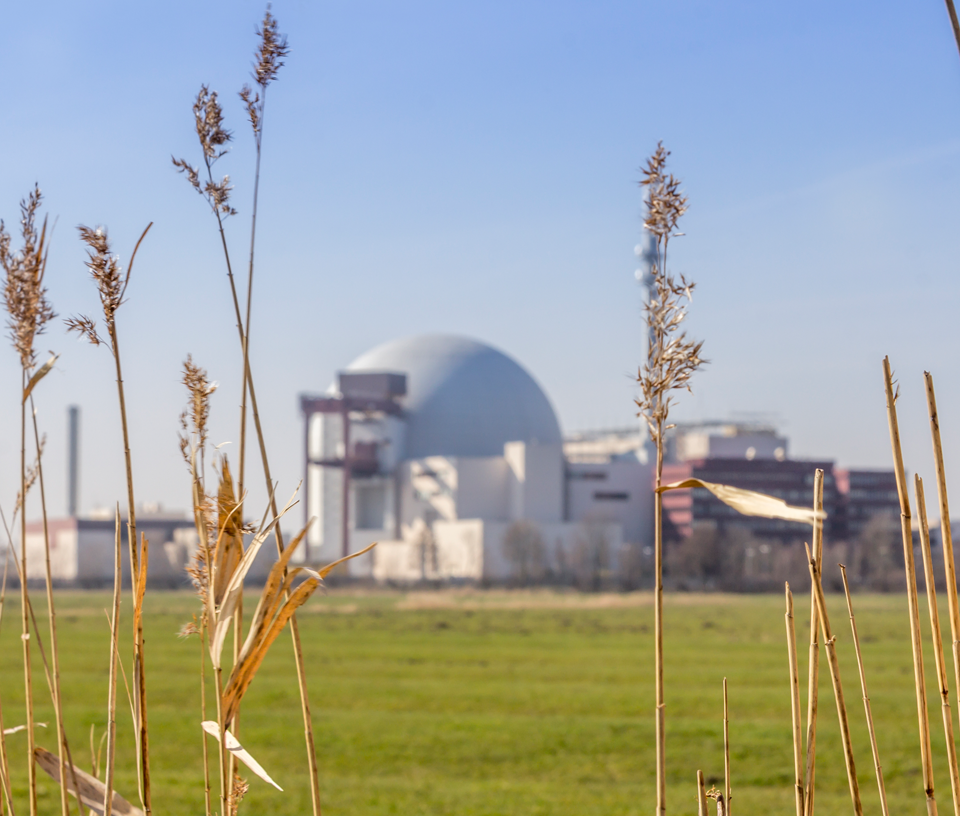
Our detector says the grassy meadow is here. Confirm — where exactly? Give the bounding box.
[0,587,950,815]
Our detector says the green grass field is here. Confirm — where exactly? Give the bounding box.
[0,588,952,814]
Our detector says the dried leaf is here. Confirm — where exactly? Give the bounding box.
[201,722,282,791]
[213,459,244,606]
[4,722,47,735]
[209,492,296,667]
[22,353,58,403]
[34,746,143,816]
[221,539,377,724]
[656,478,826,525]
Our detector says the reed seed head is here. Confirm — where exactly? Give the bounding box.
[1,186,56,369]
[179,355,217,459]
[173,87,238,217]
[239,7,289,137]
[252,6,289,89]
[76,225,128,334]
[635,144,705,448]
[640,141,688,239]
[193,85,232,161]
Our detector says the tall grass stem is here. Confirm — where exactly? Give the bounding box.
[804,543,863,816]
[917,475,960,816]
[883,356,938,816]
[839,564,889,816]
[785,584,804,816]
[803,469,824,816]
[924,374,960,727]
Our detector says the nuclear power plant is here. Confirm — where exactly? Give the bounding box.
[299,334,652,582]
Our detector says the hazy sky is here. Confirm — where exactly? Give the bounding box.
[2,0,960,527]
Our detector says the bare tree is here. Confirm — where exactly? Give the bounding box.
[502,521,545,586]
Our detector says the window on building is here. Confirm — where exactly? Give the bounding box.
[594,491,629,501]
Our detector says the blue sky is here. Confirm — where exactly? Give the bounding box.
[2,0,960,523]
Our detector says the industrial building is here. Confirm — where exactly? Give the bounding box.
[660,421,900,544]
[300,334,653,582]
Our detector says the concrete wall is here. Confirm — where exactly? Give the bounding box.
[455,457,509,520]
[566,460,653,546]
[505,441,564,523]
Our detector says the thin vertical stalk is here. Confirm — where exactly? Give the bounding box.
[944,0,960,59]
[785,584,804,816]
[208,186,321,816]
[0,543,15,815]
[654,435,665,816]
[29,399,71,816]
[201,619,212,816]
[20,372,36,816]
[925,373,960,726]
[214,665,228,816]
[839,564,889,816]
[803,469,824,816]
[918,475,960,816]
[883,356,938,816]
[723,677,731,816]
[103,509,122,816]
[804,543,863,816]
[697,770,708,816]
[108,327,150,815]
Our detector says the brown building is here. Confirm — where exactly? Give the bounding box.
[661,458,842,542]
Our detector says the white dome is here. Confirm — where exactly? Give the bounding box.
[345,334,562,459]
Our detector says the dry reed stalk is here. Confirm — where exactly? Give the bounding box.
[945,0,960,58]
[200,618,212,816]
[103,509,122,816]
[803,468,824,816]
[175,64,323,815]
[723,677,731,816]
[2,187,56,816]
[839,564,889,816]
[924,374,960,725]
[805,543,863,816]
[883,356,938,816]
[0,541,15,815]
[697,770,708,816]
[69,223,153,814]
[634,143,705,816]
[28,400,77,816]
[917,475,960,816]
[785,584,804,816]
[230,21,289,785]
[236,6,289,499]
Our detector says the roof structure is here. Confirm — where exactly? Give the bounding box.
[345,334,562,459]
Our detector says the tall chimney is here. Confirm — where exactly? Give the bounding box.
[67,405,79,517]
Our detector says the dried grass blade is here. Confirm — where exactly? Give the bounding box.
[209,503,292,667]
[222,577,320,725]
[212,460,244,606]
[200,722,282,791]
[698,770,708,816]
[22,354,58,404]
[33,748,142,816]
[657,479,825,525]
